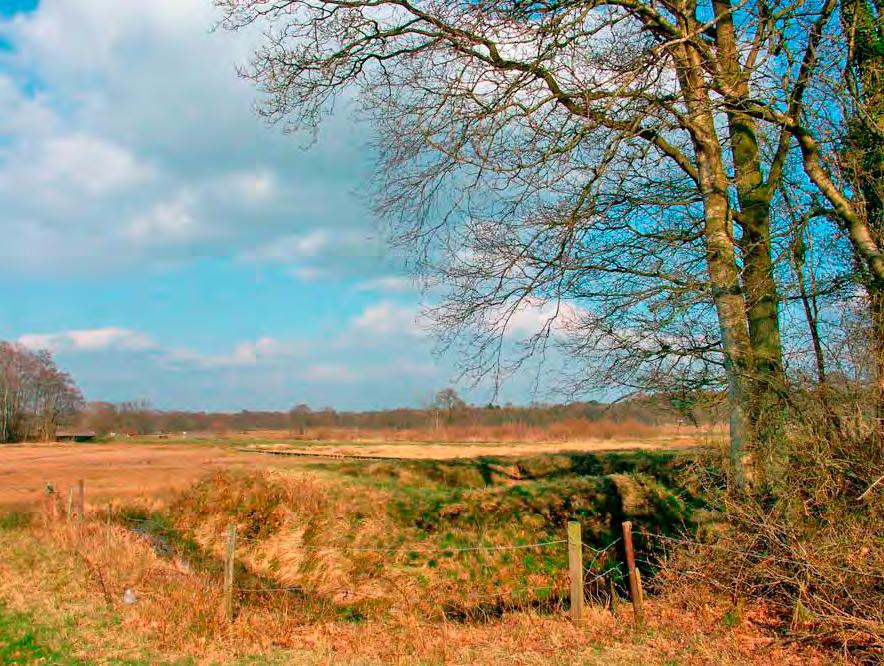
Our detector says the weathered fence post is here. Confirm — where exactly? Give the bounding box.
[568,521,584,622]
[223,523,237,622]
[76,479,85,521]
[106,503,112,552]
[66,488,74,520]
[635,569,644,606]
[606,572,618,614]
[621,521,644,627]
[44,482,58,523]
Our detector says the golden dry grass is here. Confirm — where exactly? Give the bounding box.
[0,429,719,509]
[0,438,848,665]
[0,515,833,665]
[240,436,704,460]
[0,441,317,509]
[225,419,722,444]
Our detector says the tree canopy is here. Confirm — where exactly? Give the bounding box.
[218,0,884,487]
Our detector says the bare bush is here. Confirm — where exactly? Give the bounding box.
[654,390,884,659]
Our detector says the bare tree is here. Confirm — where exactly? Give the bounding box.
[116,400,156,436]
[81,401,120,437]
[0,342,83,443]
[218,0,871,486]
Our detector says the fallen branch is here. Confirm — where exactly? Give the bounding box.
[858,474,884,501]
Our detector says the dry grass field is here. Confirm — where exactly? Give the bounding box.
[235,432,708,460]
[0,431,840,665]
[0,441,316,509]
[0,428,716,509]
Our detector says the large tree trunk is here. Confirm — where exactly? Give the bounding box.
[713,0,787,481]
[674,42,756,488]
[729,117,787,471]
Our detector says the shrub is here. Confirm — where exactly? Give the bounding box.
[660,388,884,660]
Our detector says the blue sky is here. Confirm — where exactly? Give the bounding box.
[0,0,573,410]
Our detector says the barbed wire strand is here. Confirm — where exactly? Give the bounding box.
[636,531,884,580]
[115,516,569,553]
[582,536,621,554]
[68,514,884,581]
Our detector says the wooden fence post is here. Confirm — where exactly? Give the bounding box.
[568,521,584,622]
[44,483,58,523]
[224,523,237,622]
[621,521,644,627]
[66,488,74,520]
[635,569,644,605]
[76,479,85,521]
[606,572,618,614]
[106,503,112,552]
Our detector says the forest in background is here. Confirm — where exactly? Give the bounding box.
[76,388,723,437]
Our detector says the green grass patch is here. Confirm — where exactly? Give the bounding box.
[0,512,33,531]
[0,603,80,665]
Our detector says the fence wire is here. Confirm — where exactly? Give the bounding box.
[105,514,628,606]
[117,514,570,554]
[636,531,884,580]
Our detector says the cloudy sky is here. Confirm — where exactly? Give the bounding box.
[0,0,571,411]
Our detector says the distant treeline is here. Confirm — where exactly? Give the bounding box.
[80,389,724,436]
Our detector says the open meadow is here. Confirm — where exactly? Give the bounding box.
[0,430,838,665]
[0,425,711,507]
[3,0,883,661]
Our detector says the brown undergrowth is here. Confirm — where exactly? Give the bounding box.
[162,457,704,621]
[0,448,859,664]
[648,393,884,663]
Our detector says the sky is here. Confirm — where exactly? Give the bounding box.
[0,0,572,411]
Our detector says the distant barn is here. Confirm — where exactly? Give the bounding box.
[55,429,96,443]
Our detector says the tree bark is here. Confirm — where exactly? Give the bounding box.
[674,41,755,488]
[713,0,787,470]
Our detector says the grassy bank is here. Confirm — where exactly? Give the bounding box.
[0,450,832,664]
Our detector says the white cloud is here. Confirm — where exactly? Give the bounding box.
[19,328,155,353]
[18,327,308,370]
[351,301,425,337]
[203,337,308,367]
[39,134,154,197]
[5,0,224,79]
[501,298,584,337]
[225,169,276,202]
[0,74,59,138]
[127,192,200,244]
[286,266,327,281]
[0,0,381,278]
[241,230,331,263]
[302,363,358,382]
[0,132,154,212]
[12,323,453,409]
[354,276,413,293]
